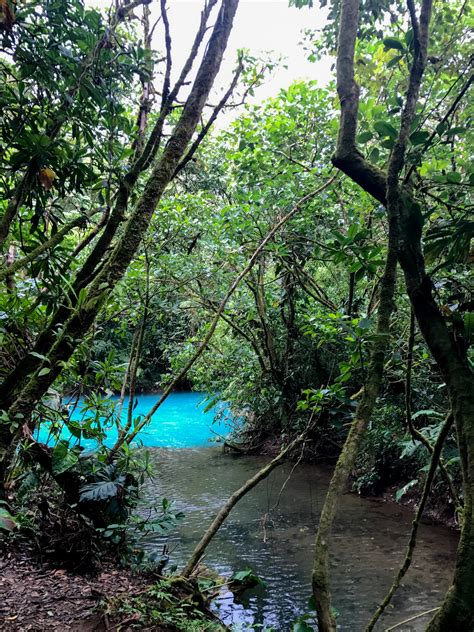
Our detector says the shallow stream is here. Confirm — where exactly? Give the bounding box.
[51,391,458,630]
[140,447,458,631]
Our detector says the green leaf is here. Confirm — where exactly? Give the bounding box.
[369,147,380,162]
[445,126,467,138]
[412,409,444,420]
[79,480,122,502]
[374,121,398,139]
[203,395,219,413]
[52,443,79,475]
[409,130,430,145]
[463,312,474,342]
[446,172,461,183]
[230,568,264,587]
[395,479,418,502]
[383,37,405,51]
[381,138,395,150]
[357,131,373,144]
[0,506,17,532]
[357,317,372,330]
[232,569,252,581]
[38,367,51,376]
[405,29,414,47]
[29,352,50,362]
[387,55,403,68]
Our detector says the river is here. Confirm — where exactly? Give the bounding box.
[133,398,457,631]
[46,392,459,630]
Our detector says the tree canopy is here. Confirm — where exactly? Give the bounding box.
[0,0,473,630]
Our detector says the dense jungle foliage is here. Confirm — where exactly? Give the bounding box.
[0,0,473,630]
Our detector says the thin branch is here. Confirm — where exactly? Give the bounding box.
[106,176,336,458]
[174,56,244,177]
[160,0,172,110]
[404,72,473,183]
[384,607,440,631]
[365,411,454,631]
[0,213,93,282]
[181,415,316,578]
[133,2,154,157]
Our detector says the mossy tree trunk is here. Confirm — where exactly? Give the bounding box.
[0,0,240,491]
[323,0,474,630]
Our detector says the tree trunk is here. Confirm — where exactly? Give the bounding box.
[0,0,240,487]
[321,0,474,629]
[399,255,474,632]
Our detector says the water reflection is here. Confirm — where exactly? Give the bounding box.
[140,448,458,631]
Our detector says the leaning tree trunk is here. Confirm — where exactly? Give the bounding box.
[311,190,399,631]
[399,237,474,632]
[0,0,240,489]
[311,0,430,626]
[317,0,474,630]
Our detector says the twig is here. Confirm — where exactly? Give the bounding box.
[384,607,440,631]
[365,411,454,631]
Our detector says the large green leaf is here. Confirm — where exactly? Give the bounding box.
[409,130,430,145]
[374,121,398,139]
[52,442,79,475]
[383,37,405,51]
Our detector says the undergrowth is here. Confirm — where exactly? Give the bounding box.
[102,577,226,631]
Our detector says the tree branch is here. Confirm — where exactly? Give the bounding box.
[106,177,336,459]
[365,411,454,631]
[181,417,316,578]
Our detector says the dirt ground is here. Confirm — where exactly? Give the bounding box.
[0,550,149,631]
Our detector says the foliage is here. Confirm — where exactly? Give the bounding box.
[102,577,225,631]
[0,1,472,627]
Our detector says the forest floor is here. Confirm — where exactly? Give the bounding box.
[0,548,149,631]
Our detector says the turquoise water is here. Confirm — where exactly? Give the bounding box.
[34,392,458,629]
[37,392,229,449]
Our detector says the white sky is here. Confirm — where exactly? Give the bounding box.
[164,0,331,101]
[92,0,332,113]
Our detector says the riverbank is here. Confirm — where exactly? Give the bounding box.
[0,548,224,631]
[0,550,147,631]
[230,432,459,529]
[1,446,460,631]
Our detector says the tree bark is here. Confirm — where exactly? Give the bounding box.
[325,0,474,629]
[0,0,240,486]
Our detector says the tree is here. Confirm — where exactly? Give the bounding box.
[0,0,240,496]
[311,0,473,629]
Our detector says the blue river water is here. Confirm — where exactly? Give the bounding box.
[37,392,230,450]
[34,392,458,630]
